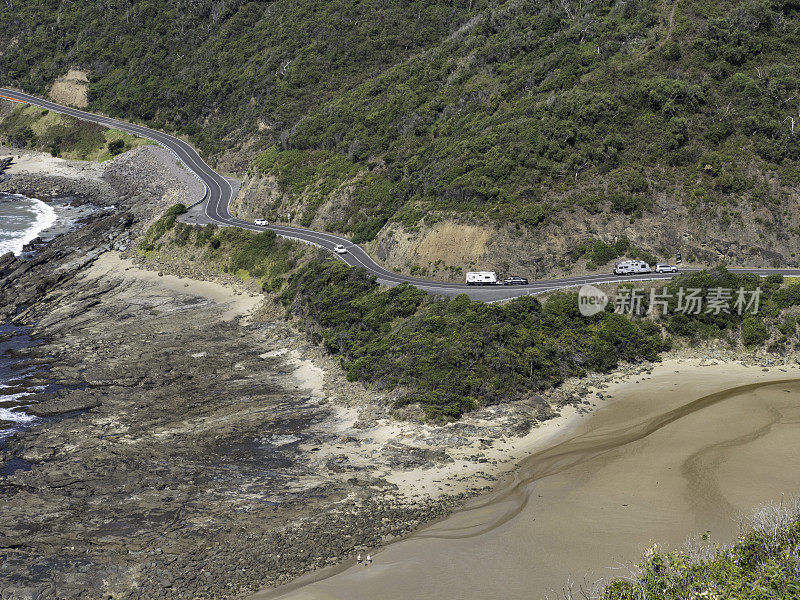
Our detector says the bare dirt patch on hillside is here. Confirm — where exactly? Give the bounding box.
[48,69,89,108]
[416,222,490,265]
[373,222,491,278]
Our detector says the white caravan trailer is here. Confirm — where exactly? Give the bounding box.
[614,260,652,275]
[466,271,498,285]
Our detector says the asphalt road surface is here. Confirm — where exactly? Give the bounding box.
[3,87,800,301]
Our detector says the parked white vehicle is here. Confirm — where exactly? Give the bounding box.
[654,263,679,273]
[614,260,652,275]
[466,271,498,285]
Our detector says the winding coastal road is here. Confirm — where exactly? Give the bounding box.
[3,87,800,301]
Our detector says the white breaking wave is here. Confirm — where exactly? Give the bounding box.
[0,196,58,256]
[0,403,38,425]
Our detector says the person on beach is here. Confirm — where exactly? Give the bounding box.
[365,554,372,566]
[357,553,362,565]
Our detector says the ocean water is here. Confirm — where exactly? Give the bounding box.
[0,192,88,447]
[0,192,58,256]
[0,194,52,444]
[0,325,40,445]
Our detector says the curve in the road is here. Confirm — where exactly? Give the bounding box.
[3,87,800,301]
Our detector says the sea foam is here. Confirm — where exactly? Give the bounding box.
[0,195,58,256]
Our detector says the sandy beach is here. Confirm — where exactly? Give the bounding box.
[251,359,800,600]
[1,147,105,181]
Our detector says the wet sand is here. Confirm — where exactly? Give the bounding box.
[250,361,800,600]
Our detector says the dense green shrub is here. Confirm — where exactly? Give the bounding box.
[108,139,125,155]
[571,237,659,270]
[742,315,769,346]
[138,204,187,252]
[601,499,800,600]
[281,260,667,421]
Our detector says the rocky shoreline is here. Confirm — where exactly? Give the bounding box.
[0,148,486,600]
[2,146,799,600]
[0,172,111,204]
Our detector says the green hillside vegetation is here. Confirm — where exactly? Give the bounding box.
[567,237,659,271]
[3,0,800,243]
[281,260,668,420]
[601,498,800,600]
[139,204,303,292]
[281,263,800,420]
[0,0,486,159]
[250,147,405,241]
[282,0,800,235]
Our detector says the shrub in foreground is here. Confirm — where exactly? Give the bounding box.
[600,496,800,600]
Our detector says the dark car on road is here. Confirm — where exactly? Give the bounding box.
[503,276,528,286]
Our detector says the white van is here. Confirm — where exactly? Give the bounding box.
[614,260,651,275]
[466,271,498,286]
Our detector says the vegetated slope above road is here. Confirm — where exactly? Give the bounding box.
[4,0,800,274]
[0,0,483,161]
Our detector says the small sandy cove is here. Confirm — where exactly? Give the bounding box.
[284,354,800,508]
[2,148,105,180]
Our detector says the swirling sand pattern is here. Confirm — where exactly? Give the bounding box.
[251,363,800,600]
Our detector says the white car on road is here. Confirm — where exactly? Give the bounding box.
[334,244,348,254]
[654,263,679,273]
[254,219,269,226]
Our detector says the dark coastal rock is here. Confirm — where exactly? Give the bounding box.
[0,172,113,205]
[27,391,102,417]
[0,149,473,600]
[382,441,453,469]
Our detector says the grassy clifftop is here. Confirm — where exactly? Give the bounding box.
[0,103,149,160]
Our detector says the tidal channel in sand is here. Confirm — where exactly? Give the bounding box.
[252,362,800,600]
